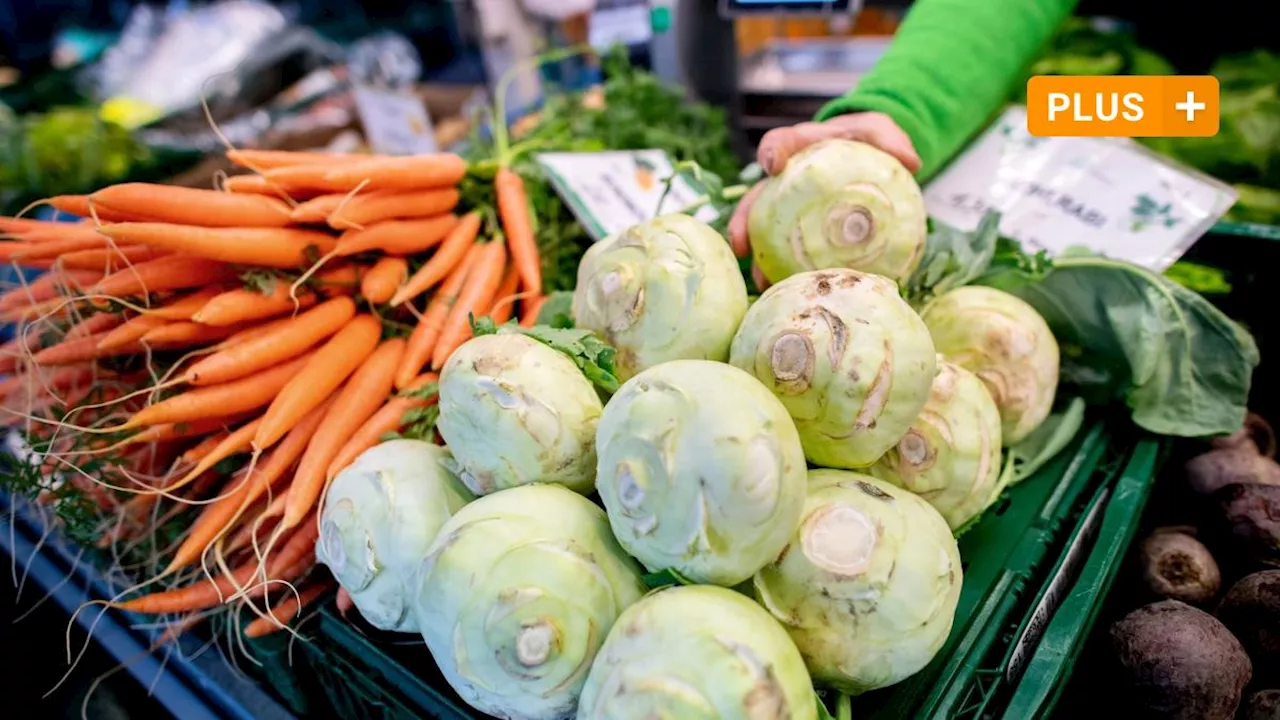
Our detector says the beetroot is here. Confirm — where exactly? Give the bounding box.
[1216,570,1280,687]
[1138,528,1221,605]
[1210,483,1280,568]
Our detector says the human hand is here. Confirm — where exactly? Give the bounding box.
[727,112,922,290]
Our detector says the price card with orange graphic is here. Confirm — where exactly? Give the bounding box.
[535,150,721,241]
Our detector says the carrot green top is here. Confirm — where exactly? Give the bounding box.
[816,0,1080,181]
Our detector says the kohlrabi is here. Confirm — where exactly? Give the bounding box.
[595,359,807,587]
[576,585,817,720]
[748,139,927,284]
[868,358,1003,529]
[572,213,748,382]
[316,439,474,633]
[754,470,963,695]
[919,285,1060,445]
[413,483,646,720]
[436,332,603,495]
[729,268,938,469]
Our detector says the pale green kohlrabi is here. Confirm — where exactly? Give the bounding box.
[315,439,474,633]
[576,585,817,720]
[868,358,1003,529]
[595,359,807,587]
[413,483,646,720]
[436,333,602,495]
[748,138,927,284]
[571,213,748,383]
[729,269,938,469]
[919,285,1060,445]
[754,470,963,695]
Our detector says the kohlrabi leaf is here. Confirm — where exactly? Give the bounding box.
[641,568,696,590]
[904,210,1002,306]
[978,251,1259,437]
[471,315,620,394]
[536,290,575,328]
[1008,396,1087,484]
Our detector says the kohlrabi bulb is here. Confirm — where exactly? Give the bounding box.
[595,359,807,587]
[436,333,603,495]
[919,285,1060,445]
[748,139,927,284]
[729,268,938,469]
[572,213,749,382]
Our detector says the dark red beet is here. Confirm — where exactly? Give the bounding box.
[1210,483,1280,568]
[1240,690,1280,720]
[1216,571,1280,687]
[1186,449,1280,497]
[1138,529,1221,605]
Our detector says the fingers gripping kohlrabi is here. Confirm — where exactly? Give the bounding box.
[436,333,603,495]
[595,360,807,587]
[413,484,646,720]
[868,358,1004,529]
[748,139,928,284]
[571,213,748,382]
[576,585,817,720]
[315,439,474,633]
[729,269,938,469]
[754,471,963,695]
[919,286,1060,445]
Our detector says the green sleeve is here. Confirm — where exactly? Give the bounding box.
[817,0,1079,180]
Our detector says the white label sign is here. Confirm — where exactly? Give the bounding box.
[535,150,721,241]
[923,105,1239,271]
[352,85,437,156]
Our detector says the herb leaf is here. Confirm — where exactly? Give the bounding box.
[471,315,620,395]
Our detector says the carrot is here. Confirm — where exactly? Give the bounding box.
[92,255,239,298]
[284,339,405,526]
[495,167,541,296]
[431,241,507,370]
[288,194,345,224]
[98,314,169,351]
[170,417,263,493]
[97,224,338,269]
[0,298,65,324]
[388,211,481,307]
[119,517,319,613]
[193,283,318,327]
[226,149,372,170]
[183,297,356,386]
[264,154,467,193]
[360,257,407,304]
[487,265,521,324]
[168,398,332,572]
[394,244,482,389]
[32,331,142,366]
[65,311,126,339]
[0,269,102,310]
[55,244,167,271]
[215,315,298,351]
[140,287,228,320]
[326,188,460,230]
[140,321,243,350]
[327,372,437,479]
[123,353,314,429]
[0,363,107,399]
[90,184,294,227]
[313,264,364,296]
[244,582,332,637]
[333,215,458,257]
[0,216,63,233]
[254,314,381,451]
[222,174,282,195]
[181,429,233,464]
[47,195,138,222]
[118,414,251,449]
[520,294,548,327]
[2,231,121,260]
[0,242,39,261]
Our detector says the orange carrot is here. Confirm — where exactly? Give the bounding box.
[520,294,548,327]
[118,414,251,448]
[92,255,239,298]
[168,398,332,572]
[98,314,169,351]
[253,314,382,451]
[388,211,481,307]
[495,167,541,296]
[215,315,297,351]
[333,215,457,257]
[0,216,63,233]
[394,244,482,389]
[124,353,314,429]
[360,257,407,304]
[183,297,356,386]
[431,241,507,370]
[55,244,167,271]
[32,331,142,366]
[141,287,228,320]
[312,264,365,296]
[171,417,263,492]
[65,311,126,339]
[326,188,460,230]
[193,283,318,327]
[226,149,372,170]
[263,154,466,193]
[181,429,233,464]
[140,321,242,350]
[0,269,102,310]
[47,195,138,222]
[0,364,104,399]
[97,224,337,269]
[244,582,332,637]
[222,174,283,195]
[284,339,405,526]
[487,265,521,324]
[3,232,121,260]
[327,373,437,479]
[90,184,293,227]
[0,242,39,261]
[288,194,345,224]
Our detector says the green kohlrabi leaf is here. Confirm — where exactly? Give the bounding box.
[1008,396,1087,484]
[536,290,575,328]
[904,210,1002,307]
[471,315,620,394]
[641,568,696,590]
[978,253,1259,438]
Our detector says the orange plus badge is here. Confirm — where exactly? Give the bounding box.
[1026,75,1219,138]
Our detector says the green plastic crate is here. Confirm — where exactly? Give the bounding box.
[245,625,325,718]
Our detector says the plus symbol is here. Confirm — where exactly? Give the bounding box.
[1175,91,1206,122]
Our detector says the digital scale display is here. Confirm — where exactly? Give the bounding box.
[720,0,856,15]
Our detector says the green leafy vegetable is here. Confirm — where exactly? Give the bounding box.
[535,290,574,327]
[470,315,620,394]
[905,210,1002,307]
[1007,396,1088,484]
[641,568,695,591]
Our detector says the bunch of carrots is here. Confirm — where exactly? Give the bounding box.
[0,146,549,640]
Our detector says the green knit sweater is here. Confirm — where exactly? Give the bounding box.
[817,0,1080,181]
